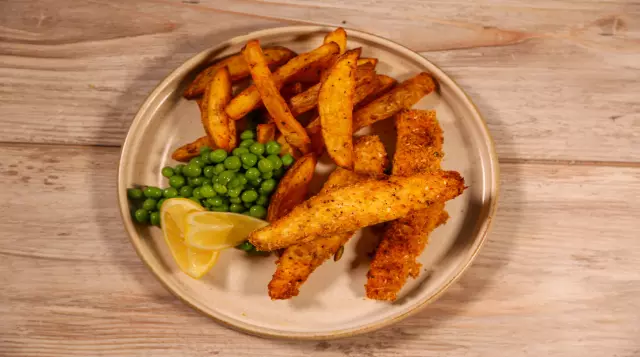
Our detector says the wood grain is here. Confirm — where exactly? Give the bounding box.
[1,144,639,356]
[0,0,639,161]
[1,0,640,355]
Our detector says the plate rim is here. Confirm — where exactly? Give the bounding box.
[117,25,500,340]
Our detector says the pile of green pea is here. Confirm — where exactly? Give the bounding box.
[127,129,294,226]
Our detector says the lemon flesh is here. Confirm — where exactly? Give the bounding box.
[185,211,268,250]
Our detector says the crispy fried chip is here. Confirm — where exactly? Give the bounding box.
[183,47,296,99]
[256,123,276,144]
[266,153,317,222]
[171,136,213,162]
[201,67,233,151]
[353,72,436,131]
[243,40,311,153]
[319,48,360,169]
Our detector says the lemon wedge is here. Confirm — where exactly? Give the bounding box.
[160,198,220,279]
[184,211,268,250]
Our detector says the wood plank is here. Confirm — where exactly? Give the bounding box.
[1,0,639,162]
[1,144,638,356]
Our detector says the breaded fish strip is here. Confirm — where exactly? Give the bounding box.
[269,136,388,300]
[366,110,448,301]
[249,169,465,251]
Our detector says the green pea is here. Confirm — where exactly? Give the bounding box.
[241,189,258,203]
[169,175,186,189]
[179,186,193,198]
[174,164,185,175]
[218,170,235,185]
[236,241,255,251]
[228,178,242,189]
[213,163,226,175]
[238,153,256,167]
[244,201,254,209]
[209,149,228,163]
[201,178,212,187]
[188,197,200,204]
[142,198,157,211]
[150,211,161,226]
[212,203,230,212]
[200,152,211,165]
[281,154,294,167]
[261,172,273,180]
[163,187,179,198]
[260,179,277,194]
[249,205,267,219]
[265,141,281,155]
[213,183,228,195]
[273,167,285,179]
[190,156,205,168]
[240,130,255,140]
[161,167,174,178]
[207,197,223,207]
[239,139,255,148]
[224,156,242,170]
[245,167,261,180]
[199,145,212,154]
[200,185,216,198]
[266,154,283,170]
[257,158,274,173]
[188,176,205,187]
[242,164,251,170]
[230,203,245,213]
[203,166,216,178]
[191,187,202,199]
[127,188,143,200]
[182,163,202,178]
[249,142,265,156]
[256,195,268,206]
[156,198,166,210]
[237,174,248,185]
[232,147,249,157]
[228,187,242,198]
[229,197,242,204]
[248,178,262,187]
[134,208,149,223]
[143,186,163,199]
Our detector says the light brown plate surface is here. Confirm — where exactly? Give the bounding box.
[118,26,499,340]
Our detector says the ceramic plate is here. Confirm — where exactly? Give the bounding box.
[118,26,499,339]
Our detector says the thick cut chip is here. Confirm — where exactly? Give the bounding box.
[249,170,465,251]
[183,47,296,99]
[319,48,360,169]
[171,136,213,162]
[353,72,436,131]
[256,123,276,144]
[266,153,317,222]
[243,40,312,153]
[201,67,233,151]
[225,42,340,120]
[356,74,397,109]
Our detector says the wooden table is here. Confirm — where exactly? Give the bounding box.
[2,0,639,355]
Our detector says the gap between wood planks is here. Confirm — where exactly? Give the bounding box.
[1,140,640,169]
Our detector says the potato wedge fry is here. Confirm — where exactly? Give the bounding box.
[257,123,276,144]
[243,40,311,153]
[226,42,340,120]
[324,27,347,54]
[249,170,465,251]
[356,74,396,109]
[266,153,317,223]
[319,48,360,169]
[305,70,381,155]
[353,72,436,131]
[227,110,237,149]
[366,110,447,301]
[357,58,378,67]
[183,47,296,99]
[171,136,213,162]
[201,67,232,151]
[269,136,387,299]
[289,63,376,116]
